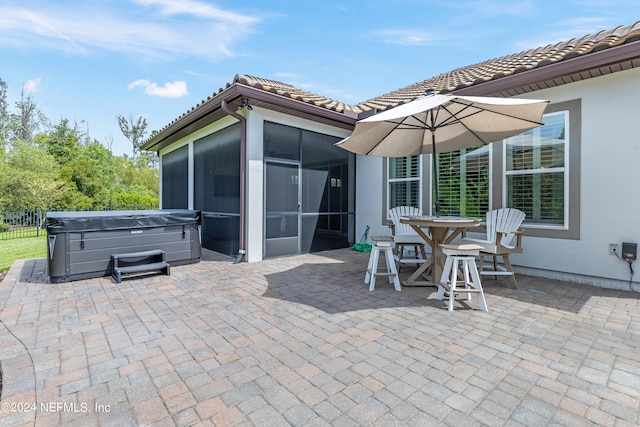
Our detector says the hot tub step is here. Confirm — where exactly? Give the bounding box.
[111,250,170,283]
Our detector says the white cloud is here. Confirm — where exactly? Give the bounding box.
[128,80,151,90]
[128,79,189,98]
[23,77,41,93]
[372,29,438,46]
[0,2,260,62]
[133,0,259,26]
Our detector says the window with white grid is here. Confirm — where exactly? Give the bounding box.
[505,111,568,226]
[387,156,422,215]
[436,146,490,217]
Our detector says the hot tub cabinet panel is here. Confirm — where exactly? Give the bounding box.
[46,210,201,283]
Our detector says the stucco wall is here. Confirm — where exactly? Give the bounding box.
[354,67,640,290]
[514,67,640,289]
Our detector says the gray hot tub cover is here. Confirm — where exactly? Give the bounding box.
[45,210,200,233]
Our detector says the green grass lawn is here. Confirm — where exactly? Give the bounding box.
[0,235,47,273]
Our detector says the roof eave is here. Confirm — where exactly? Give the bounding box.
[142,84,357,152]
[451,40,640,96]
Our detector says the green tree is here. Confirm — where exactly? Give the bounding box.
[0,146,8,211]
[117,114,148,157]
[0,140,64,211]
[0,78,160,212]
[117,114,158,169]
[110,156,159,208]
[10,90,48,144]
[68,141,118,208]
[38,118,81,165]
[0,79,7,206]
[0,78,9,146]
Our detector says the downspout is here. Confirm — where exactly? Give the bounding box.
[221,99,247,263]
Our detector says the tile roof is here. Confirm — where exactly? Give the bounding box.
[358,20,640,112]
[144,21,640,148]
[238,21,640,115]
[233,75,361,114]
[148,75,360,140]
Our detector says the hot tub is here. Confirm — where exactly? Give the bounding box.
[45,210,201,283]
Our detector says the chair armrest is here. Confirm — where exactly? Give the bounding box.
[495,229,524,253]
[462,227,485,239]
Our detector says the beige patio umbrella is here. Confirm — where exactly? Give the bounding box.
[336,91,549,216]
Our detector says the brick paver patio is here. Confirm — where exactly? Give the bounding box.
[0,248,639,426]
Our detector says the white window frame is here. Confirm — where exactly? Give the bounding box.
[503,110,570,230]
[386,156,423,218]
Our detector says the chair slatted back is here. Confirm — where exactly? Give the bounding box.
[486,208,525,247]
[389,206,422,236]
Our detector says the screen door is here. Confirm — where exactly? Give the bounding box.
[264,161,300,257]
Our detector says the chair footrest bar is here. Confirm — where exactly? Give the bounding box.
[367,269,397,277]
[439,283,483,293]
[480,271,513,275]
[395,258,427,264]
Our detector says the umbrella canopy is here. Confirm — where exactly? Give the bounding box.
[336,93,549,215]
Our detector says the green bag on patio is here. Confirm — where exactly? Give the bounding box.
[351,226,372,252]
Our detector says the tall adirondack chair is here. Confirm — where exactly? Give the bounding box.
[461,208,525,288]
[388,206,427,273]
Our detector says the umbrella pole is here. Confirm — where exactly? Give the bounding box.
[431,130,441,216]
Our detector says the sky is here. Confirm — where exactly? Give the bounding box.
[1,0,639,157]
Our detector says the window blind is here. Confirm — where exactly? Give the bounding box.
[505,112,567,225]
[436,146,489,217]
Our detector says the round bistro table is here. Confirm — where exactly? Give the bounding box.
[399,215,481,286]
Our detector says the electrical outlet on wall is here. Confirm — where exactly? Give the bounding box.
[610,243,619,255]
